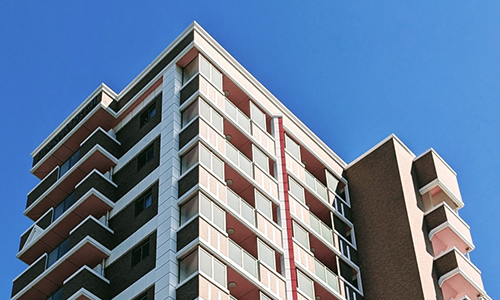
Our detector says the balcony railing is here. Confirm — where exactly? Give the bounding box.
[12,217,112,300]
[227,189,255,226]
[228,239,258,278]
[314,257,340,293]
[226,142,253,178]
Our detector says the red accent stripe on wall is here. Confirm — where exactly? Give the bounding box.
[278,117,298,300]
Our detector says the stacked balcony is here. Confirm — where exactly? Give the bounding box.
[13,105,120,300]
[176,54,288,300]
[414,150,489,300]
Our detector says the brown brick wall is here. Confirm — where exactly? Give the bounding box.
[345,139,426,300]
[413,151,438,189]
[106,232,157,299]
[26,169,59,208]
[109,181,159,248]
[116,94,162,156]
[176,275,199,300]
[180,75,199,105]
[62,268,109,300]
[113,137,160,200]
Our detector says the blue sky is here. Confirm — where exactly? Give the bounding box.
[1,1,498,298]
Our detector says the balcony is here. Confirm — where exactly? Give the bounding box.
[435,248,487,300]
[31,91,117,180]
[18,170,116,264]
[62,266,109,300]
[26,133,119,220]
[197,75,276,158]
[425,202,473,256]
[11,217,112,300]
[414,149,464,210]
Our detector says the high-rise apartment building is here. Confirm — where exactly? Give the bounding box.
[11,22,490,300]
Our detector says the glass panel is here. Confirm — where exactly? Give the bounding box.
[289,177,304,203]
[317,183,327,200]
[200,194,212,220]
[47,248,58,267]
[180,195,199,225]
[253,145,269,173]
[241,200,255,225]
[250,102,266,130]
[239,154,252,177]
[237,110,250,132]
[227,190,240,213]
[200,249,212,277]
[59,160,69,177]
[64,193,76,210]
[305,172,315,190]
[213,204,225,230]
[297,271,314,299]
[212,156,224,179]
[255,191,272,220]
[321,223,333,243]
[53,202,65,221]
[293,222,309,249]
[285,134,301,160]
[228,241,242,266]
[258,239,275,269]
[326,268,339,291]
[200,56,210,79]
[200,100,211,121]
[183,57,198,84]
[58,239,69,257]
[310,214,320,234]
[200,145,212,169]
[212,110,223,132]
[179,249,198,281]
[226,143,239,165]
[225,99,237,120]
[211,66,222,90]
[243,251,257,277]
[314,259,326,282]
[326,171,339,192]
[213,258,226,286]
[181,146,198,174]
[182,101,198,127]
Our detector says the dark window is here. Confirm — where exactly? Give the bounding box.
[53,192,76,221]
[47,238,70,268]
[47,288,63,300]
[135,189,153,217]
[138,145,154,170]
[59,149,80,178]
[140,102,157,127]
[134,292,148,300]
[132,239,150,267]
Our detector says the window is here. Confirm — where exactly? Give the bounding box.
[285,134,301,161]
[257,239,276,269]
[133,292,148,300]
[59,149,80,178]
[179,249,198,282]
[250,101,267,130]
[181,146,198,174]
[47,238,70,268]
[289,176,305,203]
[138,144,154,170]
[53,192,76,221]
[132,239,150,266]
[255,191,272,220]
[181,100,198,127]
[200,145,223,179]
[199,56,222,90]
[297,270,315,299]
[253,145,269,173]
[183,57,199,84]
[199,193,225,231]
[293,221,310,249]
[135,189,153,217]
[180,194,199,225]
[140,102,157,127]
[47,288,63,300]
[199,100,223,133]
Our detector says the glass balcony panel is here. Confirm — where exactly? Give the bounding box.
[241,201,255,225]
[314,259,326,282]
[200,194,212,220]
[227,190,240,213]
[326,268,339,291]
[200,249,212,277]
[239,154,253,177]
[229,241,242,266]
[212,156,224,179]
[213,204,225,231]
[237,110,250,132]
[225,99,237,120]
[226,143,239,165]
[213,259,226,286]
[243,251,257,277]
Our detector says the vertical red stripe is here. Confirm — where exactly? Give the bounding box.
[278,117,298,300]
